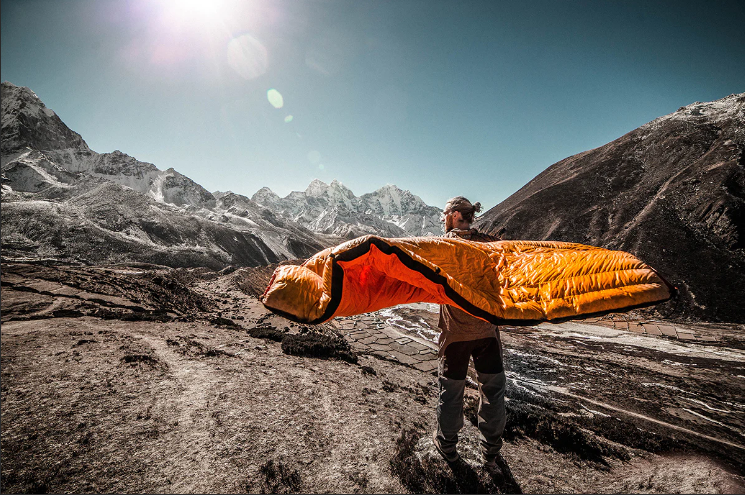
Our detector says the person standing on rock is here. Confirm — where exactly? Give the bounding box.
[432,196,506,472]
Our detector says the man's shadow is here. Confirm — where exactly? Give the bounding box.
[445,456,523,494]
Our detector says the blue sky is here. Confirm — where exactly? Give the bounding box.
[2,0,744,209]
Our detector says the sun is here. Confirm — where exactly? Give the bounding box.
[157,0,231,29]
[177,0,225,21]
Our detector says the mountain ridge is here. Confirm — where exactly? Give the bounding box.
[250,179,442,238]
[476,92,745,323]
[1,82,327,266]
[1,81,441,270]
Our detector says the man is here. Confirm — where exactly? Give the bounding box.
[433,196,506,472]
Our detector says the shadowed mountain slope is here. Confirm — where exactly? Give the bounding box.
[477,93,745,323]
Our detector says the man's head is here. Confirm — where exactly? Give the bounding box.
[442,196,482,232]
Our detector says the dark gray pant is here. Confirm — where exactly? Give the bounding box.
[435,337,506,458]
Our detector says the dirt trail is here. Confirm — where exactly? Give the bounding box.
[135,333,216,493]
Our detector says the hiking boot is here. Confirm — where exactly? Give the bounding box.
[483,453,505,476]
[485,453,522,493]
[432,431,460,463]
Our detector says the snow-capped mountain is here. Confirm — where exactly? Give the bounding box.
[2,82,215,208]
[1,81,442,268]
[251,179,442,238]
[359,184,443,236]
[1,81,326,267]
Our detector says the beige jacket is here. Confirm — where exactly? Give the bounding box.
[437,228,501,356]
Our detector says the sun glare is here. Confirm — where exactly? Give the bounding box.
[158,0,228,28]
[180,0,223,20]
[228,34,268,79]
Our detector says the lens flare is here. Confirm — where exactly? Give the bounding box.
[284,115,294,123]
[307,150,321,164]
[267,89,284,108]
[227,34,268,80]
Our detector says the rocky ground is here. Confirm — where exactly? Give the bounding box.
[2,261,744,494]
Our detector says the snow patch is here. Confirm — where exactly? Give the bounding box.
[149,173,167,203]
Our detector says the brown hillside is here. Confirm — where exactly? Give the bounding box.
[477,94,745,323]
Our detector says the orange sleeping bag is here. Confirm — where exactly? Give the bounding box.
[261,235,673,324]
